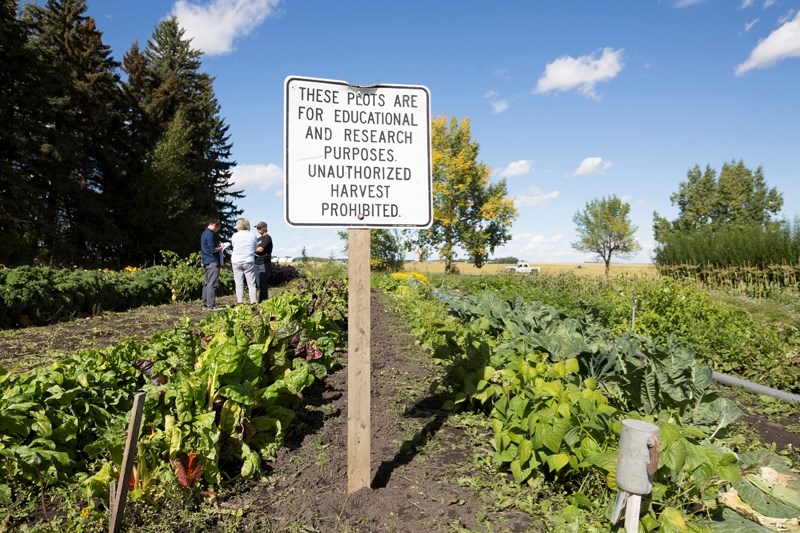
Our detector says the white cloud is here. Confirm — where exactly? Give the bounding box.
[674,0,706,7]
[534,48,624,101]
[573,157,613,176]
[764,0,777,8]
[231,163,283,191]
[498,160,532,178]
[779,10,796,24]
[490,100,509,114]
[514,187,560,207]
[495,232,568,261]
[744,18,760,32]
[492,67,510,80]
[741,0,756,7]
[735,10,800,75]
[173,0,281,56]
[485,90,509,114]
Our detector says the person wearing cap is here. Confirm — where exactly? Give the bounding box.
[254,221,273,302]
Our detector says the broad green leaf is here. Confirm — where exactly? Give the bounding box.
[587,450,618,472]
[661,439,688,477]
[31,411,53,438]
[546,453,570,472]
[518,439,532,466]
[733,478,799,520]
[217,383,255,406]
[658,507,689,532]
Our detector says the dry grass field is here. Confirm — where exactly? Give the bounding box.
[404,260,658,278]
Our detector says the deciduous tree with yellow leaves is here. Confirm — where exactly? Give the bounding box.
[415,116,518,274]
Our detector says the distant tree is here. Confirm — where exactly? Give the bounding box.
[572,195,640,283]
[653,160,783,244]
[416,116,518,274]
[338,229,405,272]
[491,256,519,264]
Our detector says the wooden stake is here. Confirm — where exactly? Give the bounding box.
[110,391,146,533]
[347,228,371,492]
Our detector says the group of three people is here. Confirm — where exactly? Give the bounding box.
[200,217,273,310]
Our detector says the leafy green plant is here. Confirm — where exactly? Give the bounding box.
[383,275,776,529]
[0,278,347,527]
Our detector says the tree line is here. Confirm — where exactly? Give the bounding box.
[0,0,241,268]
[2,1,790,275]
[571,159,791,281]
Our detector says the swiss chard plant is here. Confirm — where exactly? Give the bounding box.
[0,277,347,519]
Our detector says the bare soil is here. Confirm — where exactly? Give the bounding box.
[1,289,798,532]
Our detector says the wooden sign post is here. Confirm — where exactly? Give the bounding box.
[347,228,371,492]
[284,76,431,493]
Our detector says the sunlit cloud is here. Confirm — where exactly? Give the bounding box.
[173,0,282,56]
[744,19,760,32]
[231,163,283,191]
[779,9,796,24]
[498,160,532,178]
[493,232,568,261]
[534,48,623,101]
[485,90,510,114]
[573,157,613,176]
[735,10,800,75]
[514,187,560,207]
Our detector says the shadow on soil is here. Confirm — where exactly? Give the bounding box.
[372,392,452,489]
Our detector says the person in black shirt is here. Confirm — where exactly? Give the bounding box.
[254,221,273,302]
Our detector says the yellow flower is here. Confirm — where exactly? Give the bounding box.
[409,272,428,283]
[81,507,90,517]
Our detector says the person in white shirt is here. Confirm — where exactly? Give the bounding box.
[230,218,259,304]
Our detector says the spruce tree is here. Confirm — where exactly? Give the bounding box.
[121,17,241,258]
[23,0,126,265]
[0,0,44,264]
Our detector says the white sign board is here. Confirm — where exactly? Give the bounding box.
[284,76,432,228]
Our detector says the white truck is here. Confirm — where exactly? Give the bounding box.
[504,262,540,273]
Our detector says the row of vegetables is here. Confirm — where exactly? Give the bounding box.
[0,278,346,528]
[380,272,800,531]
[0,257,303,328]
[3,267,800,531]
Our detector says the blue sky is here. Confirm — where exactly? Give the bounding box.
[87,0,800,263]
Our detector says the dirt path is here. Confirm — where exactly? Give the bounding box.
[225,291,537,532]
[0,290,540,532]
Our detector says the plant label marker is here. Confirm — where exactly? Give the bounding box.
[109,391,146,533]
[347,228,371,492]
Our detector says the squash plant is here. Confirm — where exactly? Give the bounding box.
[383,277,763,528]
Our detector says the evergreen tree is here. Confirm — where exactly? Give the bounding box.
[0,0,45,264]
[120,17,241,258]
[23,0,126,265]
[653,160,783,245]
